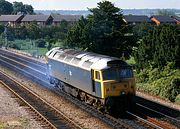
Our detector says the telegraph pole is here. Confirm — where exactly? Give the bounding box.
[4,24,8,49]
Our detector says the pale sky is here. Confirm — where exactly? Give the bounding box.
[7,0,180,10]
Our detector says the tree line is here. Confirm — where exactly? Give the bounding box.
[0,0,34,15]
[0,20,71,50]
[0,0,179,70]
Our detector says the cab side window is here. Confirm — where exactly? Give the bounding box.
[95,71,100,80]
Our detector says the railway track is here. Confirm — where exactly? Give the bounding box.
[0,48,180,129]
[126,111,164,129]
[0,71,82,129]
[135,96,180,120]
[0,48,46,68]
[134,102,180,128]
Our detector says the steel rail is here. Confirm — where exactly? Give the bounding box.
[0,80,57,129]
[126,111,164,129]
[0,71,83,129]
[136,103,180,123]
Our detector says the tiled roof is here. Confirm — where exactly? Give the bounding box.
[0,15,23,22]
[124,15,151,23]
[151,15,176,23]
[21,15,51,22]
[171,16,180,21]
[52,14,81,22]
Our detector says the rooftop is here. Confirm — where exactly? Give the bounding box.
[52,14,81,22]
[21,15,51,22]
[0,15,23,22]
[151,15,176,23]
[124,15,151,23]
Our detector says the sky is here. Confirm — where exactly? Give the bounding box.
[6,0,180,10]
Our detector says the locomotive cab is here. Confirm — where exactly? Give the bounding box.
[91,61,136,113]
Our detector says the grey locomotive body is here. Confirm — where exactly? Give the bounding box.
[46,47,136,114]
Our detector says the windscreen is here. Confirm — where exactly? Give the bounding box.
[102,67,133,80]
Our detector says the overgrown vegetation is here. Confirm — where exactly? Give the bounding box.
[134,24,179,69]
[136,62,180,102]
[0,20,71,54]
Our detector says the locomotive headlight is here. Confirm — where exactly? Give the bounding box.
[121,91,126,95]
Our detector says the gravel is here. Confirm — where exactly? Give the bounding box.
[136,91,180,111]
[0,83,43,129]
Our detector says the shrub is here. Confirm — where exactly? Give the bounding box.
[169,78,180,102]
[136,63,180,102]
[175,94,180,103]
[148,68,161,82]
[9,43,20,50]
[136,69,149,83]
[35,39,46,48]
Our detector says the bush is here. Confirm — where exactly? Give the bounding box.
[35,39,46,48]
[136,69,149,83]
[148,68,161,82]
[9,43,20,50]
[175,94,180,103]
[136,63,180,102]
[169,78,180,102]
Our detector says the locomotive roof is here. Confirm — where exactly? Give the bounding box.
[46,47,130,70]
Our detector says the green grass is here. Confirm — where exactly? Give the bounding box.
[8,39,48,56]
[8,39,65,56]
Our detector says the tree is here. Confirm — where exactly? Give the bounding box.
[47,39,56,50]
[66,1,136,58]
[26,22,41,39]
[0,0,13,15]
[24,4,34,14]
[66,16,89,49]
[0,24,4,34]
[54,20,71,41]
[6,26,15,41]
[35,39,46,48]
[132,22,152,38]
[40,20,71,43]
[13,2,34,14]
[14,25,28,39]
[134,24,180,69]
[13,2,24,14]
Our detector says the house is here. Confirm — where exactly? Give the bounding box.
[0,15,24,26]
[150,15,176,25]
[21,15,53,26]
[171,16,180,24]
[51,14,81,25]
[123,15,152,25]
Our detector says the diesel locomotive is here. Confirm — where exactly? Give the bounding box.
[45,47,136,114]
